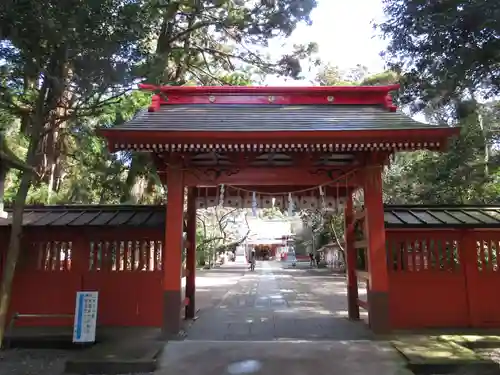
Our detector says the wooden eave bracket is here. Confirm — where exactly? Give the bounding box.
[383,94,397,112]
[148,94,161,112]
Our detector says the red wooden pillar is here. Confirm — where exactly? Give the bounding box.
[363,164,390,334]
[460,230,477,327]
[345,191,360,320]
[162,158,184,337]
[185,187,197,319]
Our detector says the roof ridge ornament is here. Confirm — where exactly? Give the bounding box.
[148,94,161,112]
[139,83,402,108]
[384,94,397,112]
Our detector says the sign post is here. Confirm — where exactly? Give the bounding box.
[73,291,98,343]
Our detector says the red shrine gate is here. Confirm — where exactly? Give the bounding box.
[99,84,458,335]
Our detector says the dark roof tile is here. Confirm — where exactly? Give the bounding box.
[1,204,500,229]
[22,211,47,225]
[384,212,404,225]
[390,210,422,225]
[384,205,500,228]
[126,211,154,226]
[49,211,85,226]
[87,211,119,226]
[424,210,462,225]
[108,104,445,132]
[30,211,67,226]
[408,210,443,225]
[68,211,101,226]
[481,209,500,221]
[106,211,135,226]
[0,206,164,228]
[446,210,481,225]
[145,211,165,227]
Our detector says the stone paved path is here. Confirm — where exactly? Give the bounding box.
[185,261,372,341]
[156,261,412,375]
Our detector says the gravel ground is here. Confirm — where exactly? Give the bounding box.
[0,349,68,375]
[0,349,155,375]
[478,348,500,363]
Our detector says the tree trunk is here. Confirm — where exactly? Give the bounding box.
[121,3,181,199]
[478,111,489,176]
[0,142,37,348]
[47,152,57,202]
[467,91,489,177]
[121,154,144,203]
[0,60,51,346]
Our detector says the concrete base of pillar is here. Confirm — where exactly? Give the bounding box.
[347,283,360,320]
[185,287,196,320]
[367,290,390,334]
[162,290,182,338]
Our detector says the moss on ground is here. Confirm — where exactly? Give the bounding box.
[438,335,500,344]
[391,335,492,365]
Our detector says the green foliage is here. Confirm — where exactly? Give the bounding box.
[360,70,399,86]
[295,209,344,254]
[120,0,319,201]
[383,115,494,205]
[2,91,151,204]
[378,0,500,205]
[316,63,399,87]
[1,0,320,204]
[377,0,500,108]
[141,0,318,84]
[1,0,151,108]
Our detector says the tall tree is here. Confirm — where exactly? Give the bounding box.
[377,0,500,205]
[377,0,500,109]
[142,0,318,85]
[121,0,319,202]
[0,0,152,345]
[383,102,500,205]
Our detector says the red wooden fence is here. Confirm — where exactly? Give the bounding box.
[468,231,500,327]
[2,225,500,330]
[1,228,164,327]
[386,229,500,329]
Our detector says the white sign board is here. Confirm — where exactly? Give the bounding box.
[73,291,98,343]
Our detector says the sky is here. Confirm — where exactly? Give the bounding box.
[260,1,431,122]
[264,0,388,85]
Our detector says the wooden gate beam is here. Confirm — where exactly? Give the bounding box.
[160,167,363,186]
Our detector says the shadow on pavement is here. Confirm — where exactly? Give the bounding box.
[184,262,372,341]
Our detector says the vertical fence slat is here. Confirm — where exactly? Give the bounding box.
[480,240,487,272]
[494,241,499,272]
[421,238,428,271]
[487,240,493,272]
[139,240,146,271]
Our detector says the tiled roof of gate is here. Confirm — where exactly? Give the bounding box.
[110,105,444,132]
[384,205,500,228]
[0,205,165,227]
[1,204,500,228]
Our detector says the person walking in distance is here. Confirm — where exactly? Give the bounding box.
[309,251,315,267]
[249,248,256,271]
[315,252,321,268]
